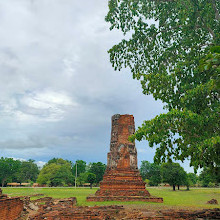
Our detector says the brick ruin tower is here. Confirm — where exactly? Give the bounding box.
[87,114,163,202]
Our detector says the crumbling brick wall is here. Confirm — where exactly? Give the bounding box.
[29,205,220,220]
[0,197,23,220]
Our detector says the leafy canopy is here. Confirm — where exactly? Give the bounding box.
[0,157,21,186]
[199,166,220,186]
[77,172,89,186]
[87,173,96,188]
[140,160,161,186]
[187,173,198,186]
[88,162,106,184]
[16,159,39,183]
[72,160,87,177]
[106,0,220,171]
[37,158,74,186]
[161,162,187,190]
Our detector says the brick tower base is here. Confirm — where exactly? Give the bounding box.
[87,168,163,202]
[87,114,163,203]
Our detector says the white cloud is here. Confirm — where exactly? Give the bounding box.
[0,0,181,171]
[11,157,26,162]
[0,90,77,122]
[22,90,75,108]
[36,161,46,168]
[9,157,46,168]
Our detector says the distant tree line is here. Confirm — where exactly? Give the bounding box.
[0,157,106,188]
[140,161,220,190]
[0,157,39,187]
[37,158,106,188]
[0,157,219,189]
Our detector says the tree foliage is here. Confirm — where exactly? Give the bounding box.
[106,0,220,171]
[0,157,21,186]
[199,166,219,186]
[16,159,39,183]
[140,160,161,186]
[187,173,198,186]
[37,158,74,186]
[87,173,96,188]
[72,160,87,177]
[88,162,106,184]
[161,162,187,190]
[47,158,73,166]
[77,172,89,186]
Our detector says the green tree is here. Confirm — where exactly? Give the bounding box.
[161,162,187,190]
[88,162,106,184]
[52,165,74,186]
[140,161,161,186]
[16,159,39,183]
[72,160,87,177]
[106,0,220,171]
[87,173,96,189]
[187,173,198,187]
[185,173,198,190]
[140,161,152,180]
[199,167,219,187]
[149,175,161,187]
[48,158,73,166]
[37,158,74,186]
[77,172,89,186]
[37,163,60,186]
[0,157,21,187]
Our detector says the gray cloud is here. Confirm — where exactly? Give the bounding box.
[0,135,79,150]
[0,0,196,172]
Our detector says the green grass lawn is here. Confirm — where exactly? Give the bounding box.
[2,187,220,210]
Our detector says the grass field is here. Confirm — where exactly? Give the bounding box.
[2,187,220,210]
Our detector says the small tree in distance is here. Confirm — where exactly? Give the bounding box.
[87,173,96,189]
[37,158,74,186]
[161,162,187,191]
[88,162,106,185]
[72,160,86,177]
[140,161,161,186]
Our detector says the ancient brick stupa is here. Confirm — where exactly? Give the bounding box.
[87,114,163,202]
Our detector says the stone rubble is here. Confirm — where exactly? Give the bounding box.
[19,197,220,220]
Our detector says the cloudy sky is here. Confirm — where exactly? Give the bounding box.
[0,0,194,171]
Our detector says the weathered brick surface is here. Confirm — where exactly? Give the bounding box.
[87,195,163,203]
[154,208,220,219]
[29,204,220,220]
[0,197,23,220]
[30,205,124,220]
[87,114,163,202]
[17,193,219,219]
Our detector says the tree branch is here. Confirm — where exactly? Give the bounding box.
[211,0,220,21]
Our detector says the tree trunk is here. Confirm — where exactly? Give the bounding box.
[187,185,189,190]
[2,178,6,187]
[90,183,92,189]
[178,185,180,190]
[173,184,175,191]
